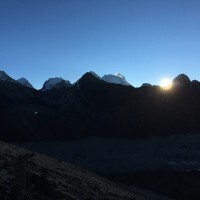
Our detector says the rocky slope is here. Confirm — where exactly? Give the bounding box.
[0,141,171,200]
[17,78,34,88]
[42,77,71,91]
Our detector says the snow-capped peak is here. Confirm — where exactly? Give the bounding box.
[42,77,71,91]
[115,73,125,80]
[0,71,14,82]
[17,77,34,88]
[102,73,131,86]
[73,71,131,86]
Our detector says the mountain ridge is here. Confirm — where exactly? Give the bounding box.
[0,70,199,89]
[1,70,200,142]
[17,77,34,88]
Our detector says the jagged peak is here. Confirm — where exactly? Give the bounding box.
[115,73,126,80]
[0,70,14,82]
[74,71,101,85]
[88,71,101,79]
[102,73,131,86]
[0,70,7,76]
[17,77,34,88]
[74,71,132,87]
[42,77,71,91]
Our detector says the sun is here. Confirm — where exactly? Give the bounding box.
[160,78,172,90]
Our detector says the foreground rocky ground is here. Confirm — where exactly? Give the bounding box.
[19,134,200,199]
[0,141,171,200]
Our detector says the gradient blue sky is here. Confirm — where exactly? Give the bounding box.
[1,0,200,89]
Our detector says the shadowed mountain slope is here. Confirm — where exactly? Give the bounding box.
[1,72,200,142]
[0,141,172,200]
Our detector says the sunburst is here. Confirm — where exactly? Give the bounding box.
[160,78,172,90]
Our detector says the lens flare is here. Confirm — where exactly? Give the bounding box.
[160,78,172,90]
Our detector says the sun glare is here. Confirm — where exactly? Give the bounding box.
[160,78,172,90]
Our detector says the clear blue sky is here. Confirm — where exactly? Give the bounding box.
[1,0,200,89]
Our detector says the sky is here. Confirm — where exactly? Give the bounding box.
[1,0,200,89]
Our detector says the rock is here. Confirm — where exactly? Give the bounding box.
[0,141,171,200]
[173,74,191,87]
[191,80,200,89]
[141,83,152,87]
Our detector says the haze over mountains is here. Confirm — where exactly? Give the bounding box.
[1,70,200,142]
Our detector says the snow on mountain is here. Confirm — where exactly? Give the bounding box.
[42,77,71,90]
[102,73,131,86]
[74,72,131,86]
[17,77,34,88]
[0,71,15,82]
[0,70,131,89]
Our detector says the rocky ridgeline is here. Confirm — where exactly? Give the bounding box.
[1,71,200,142]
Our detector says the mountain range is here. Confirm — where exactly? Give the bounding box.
[1,70,200,142]
[0,70,131,90]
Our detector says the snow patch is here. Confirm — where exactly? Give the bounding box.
[102,73,131,86]
[42,77,71,90]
